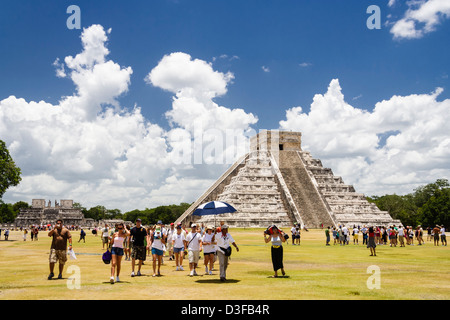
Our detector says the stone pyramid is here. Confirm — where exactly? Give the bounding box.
[176,130,401,228]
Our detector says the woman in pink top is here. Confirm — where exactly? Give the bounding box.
[109,223,129,283]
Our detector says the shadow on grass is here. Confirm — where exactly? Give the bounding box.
[195,279,241,284]
[102,281,132,284]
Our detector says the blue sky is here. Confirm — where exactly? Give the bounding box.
[2,0,448,129]
[1,0,449,211]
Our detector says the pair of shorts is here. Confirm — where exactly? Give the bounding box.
[151,248,164,256]
[102,236,109,244]
[111,247,124,256]
[131,245,146,261]
[188,250,200,264]
[49,249,67,264]
[174,247,184,253]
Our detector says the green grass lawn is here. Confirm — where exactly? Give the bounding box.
[0,228,449,300]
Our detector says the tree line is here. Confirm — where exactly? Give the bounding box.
[367,179,449,228]
[75,202,191,225]
[0,201,191,226]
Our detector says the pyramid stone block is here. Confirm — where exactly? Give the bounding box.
[176,131,401,228]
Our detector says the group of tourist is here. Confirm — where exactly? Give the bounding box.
[322,224,447,256]
[39,218,447,282]
[45,218,240,284]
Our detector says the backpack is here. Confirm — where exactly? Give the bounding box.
[102,250,112,264]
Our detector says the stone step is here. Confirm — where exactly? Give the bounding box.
[277,151,335,228]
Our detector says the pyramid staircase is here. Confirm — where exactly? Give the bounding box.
[176,131,401,228]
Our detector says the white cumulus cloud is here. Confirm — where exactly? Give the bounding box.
[390,0,450,39]
[0,25,259,212]
[279,79,450,196]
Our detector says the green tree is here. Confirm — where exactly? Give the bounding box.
[85,205,107,220]
[123,203,191,225]
[369,179,450,227]
[12,201,29,218]
[105,208,122,219]
[0,140,22,199]
[418,186,450,228]
[73,202,88,216]
[413,179,449,208]
[0,201,14,223]
[123,209,142,223]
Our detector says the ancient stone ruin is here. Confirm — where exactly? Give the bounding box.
[14,199,94,227]
[176,130,401,228]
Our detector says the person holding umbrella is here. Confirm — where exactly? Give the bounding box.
[202,225,216,275]
[215,224,239,282]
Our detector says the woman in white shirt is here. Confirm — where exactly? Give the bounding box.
[172,225,186,271]
[264,225,286,278]
[150,223,166,277]
[202,226,216,275]
[109,223,129,283]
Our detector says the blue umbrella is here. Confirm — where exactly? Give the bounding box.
[193,201,237,226]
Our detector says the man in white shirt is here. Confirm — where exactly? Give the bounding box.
[185,224,202,276]
[167,223,175,260]
[398,226,405,247]
[215,224,239,282]
[290,225,296,245]
[342,225,348,245]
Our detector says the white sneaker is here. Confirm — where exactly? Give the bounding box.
[190,270,194,277]
[176,266,179,271]
[205,266,208,274]
[116,276,120,282]
[110,276,114,284]
[209,270,213,275]
[193,269,198,276]
[131,271,135,277]
[180,266,184,271]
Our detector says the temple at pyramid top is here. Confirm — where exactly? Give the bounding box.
[176,130,401,228]
[250,130,302,152]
